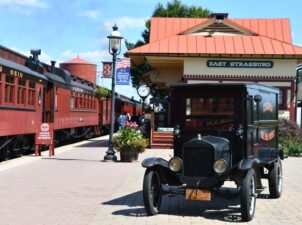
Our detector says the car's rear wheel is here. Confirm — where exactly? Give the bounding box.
[241,168,256,221]
[268,160,282,198]
[143,169,162,216]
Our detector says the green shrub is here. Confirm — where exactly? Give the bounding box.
[280,142,302,156]
[278,118,302,156]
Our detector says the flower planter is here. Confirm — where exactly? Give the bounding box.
[120,149,139,162]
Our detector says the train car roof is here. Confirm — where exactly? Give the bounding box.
[0,57,48,81]
[71,80,95,92]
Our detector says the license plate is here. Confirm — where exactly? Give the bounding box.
[185,188,211,201]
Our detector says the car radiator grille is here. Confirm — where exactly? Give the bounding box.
[183,147,214,177]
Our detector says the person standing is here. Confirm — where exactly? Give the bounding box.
[118,112,127,129]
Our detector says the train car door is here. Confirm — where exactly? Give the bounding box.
[44,83,55,123]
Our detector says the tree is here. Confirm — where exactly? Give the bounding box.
[95,86,111,99]
[126,0,212,87]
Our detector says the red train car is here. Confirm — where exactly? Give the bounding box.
[99,93,143,133]
[0,47,47,159]
[0,45,142,160]
[44,65,99,141]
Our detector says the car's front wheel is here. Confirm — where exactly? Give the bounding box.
[143,169,162,216]
[241,168,256,221]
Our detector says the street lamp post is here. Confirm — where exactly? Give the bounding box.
[104,25,123,162]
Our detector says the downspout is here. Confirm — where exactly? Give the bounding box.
[295,64,302,122]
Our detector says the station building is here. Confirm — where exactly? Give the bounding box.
[127,13,302,123]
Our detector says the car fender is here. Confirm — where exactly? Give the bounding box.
[142,157,181,185]
[238,158,258,171]
[141,157,169,169]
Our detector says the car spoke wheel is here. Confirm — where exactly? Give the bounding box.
[143,169,162,216]
[268,160,282,198]
[241,168,256,222]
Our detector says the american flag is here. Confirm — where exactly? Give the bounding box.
[116,57,131,69]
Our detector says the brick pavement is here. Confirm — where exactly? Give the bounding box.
[0,136,301,225]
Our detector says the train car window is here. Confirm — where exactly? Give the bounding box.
[17,78,26,105]
[18,79,26,86]
[5,76,15,104]
[6,75,14,84]
[83,95,86,109]
[70,96,74,109]
[38,88,42,105]
[55,89,58,109]
[28,81,35,107]
[80,95,84,109]
[0,74,2,104]
[75,96,78,109]
[13,55,17,62]
[0,49,4,58]
[29,81,35,89]
[88,98,91,109]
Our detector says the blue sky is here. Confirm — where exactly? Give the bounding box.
[0,0,301,100]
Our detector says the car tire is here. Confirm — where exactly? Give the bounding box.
[241,168,256,222]
[268,160,282,198]
[143,169,162,216]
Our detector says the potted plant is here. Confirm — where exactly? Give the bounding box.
[113,121,148,162]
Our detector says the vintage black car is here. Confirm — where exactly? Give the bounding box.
[142,83,283,221]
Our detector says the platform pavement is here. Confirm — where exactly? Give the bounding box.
[0,136,301,225]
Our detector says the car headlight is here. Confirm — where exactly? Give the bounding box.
[213,159,228,174]
[168,157,182,172]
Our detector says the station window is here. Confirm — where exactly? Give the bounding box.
[278,88,288,110]
[28,81,36,106]
[5,76,15,104]
[17,78,26,105]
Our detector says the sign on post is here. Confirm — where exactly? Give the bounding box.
[35,123,54,156]
[116,58,131,85]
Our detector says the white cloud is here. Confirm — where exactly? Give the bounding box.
[0,0,47,8]
[101,16,147,32]
[79,10,101,19]
[10,46,52,64]
[60,49,111,65]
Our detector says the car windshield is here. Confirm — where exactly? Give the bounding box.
[186,97,234,116]
[185,97,236,132]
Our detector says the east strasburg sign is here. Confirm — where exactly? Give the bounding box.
[207,60,274,68]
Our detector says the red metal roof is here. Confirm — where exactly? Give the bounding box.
[61,55,92,64]
[128,17,302,56]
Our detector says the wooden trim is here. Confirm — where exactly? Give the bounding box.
[0,106,35,111]
[183,74,295,81]
[70,109,97,113]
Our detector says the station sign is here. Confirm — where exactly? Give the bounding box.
[207,60,273,68]
[35,123,54,145]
